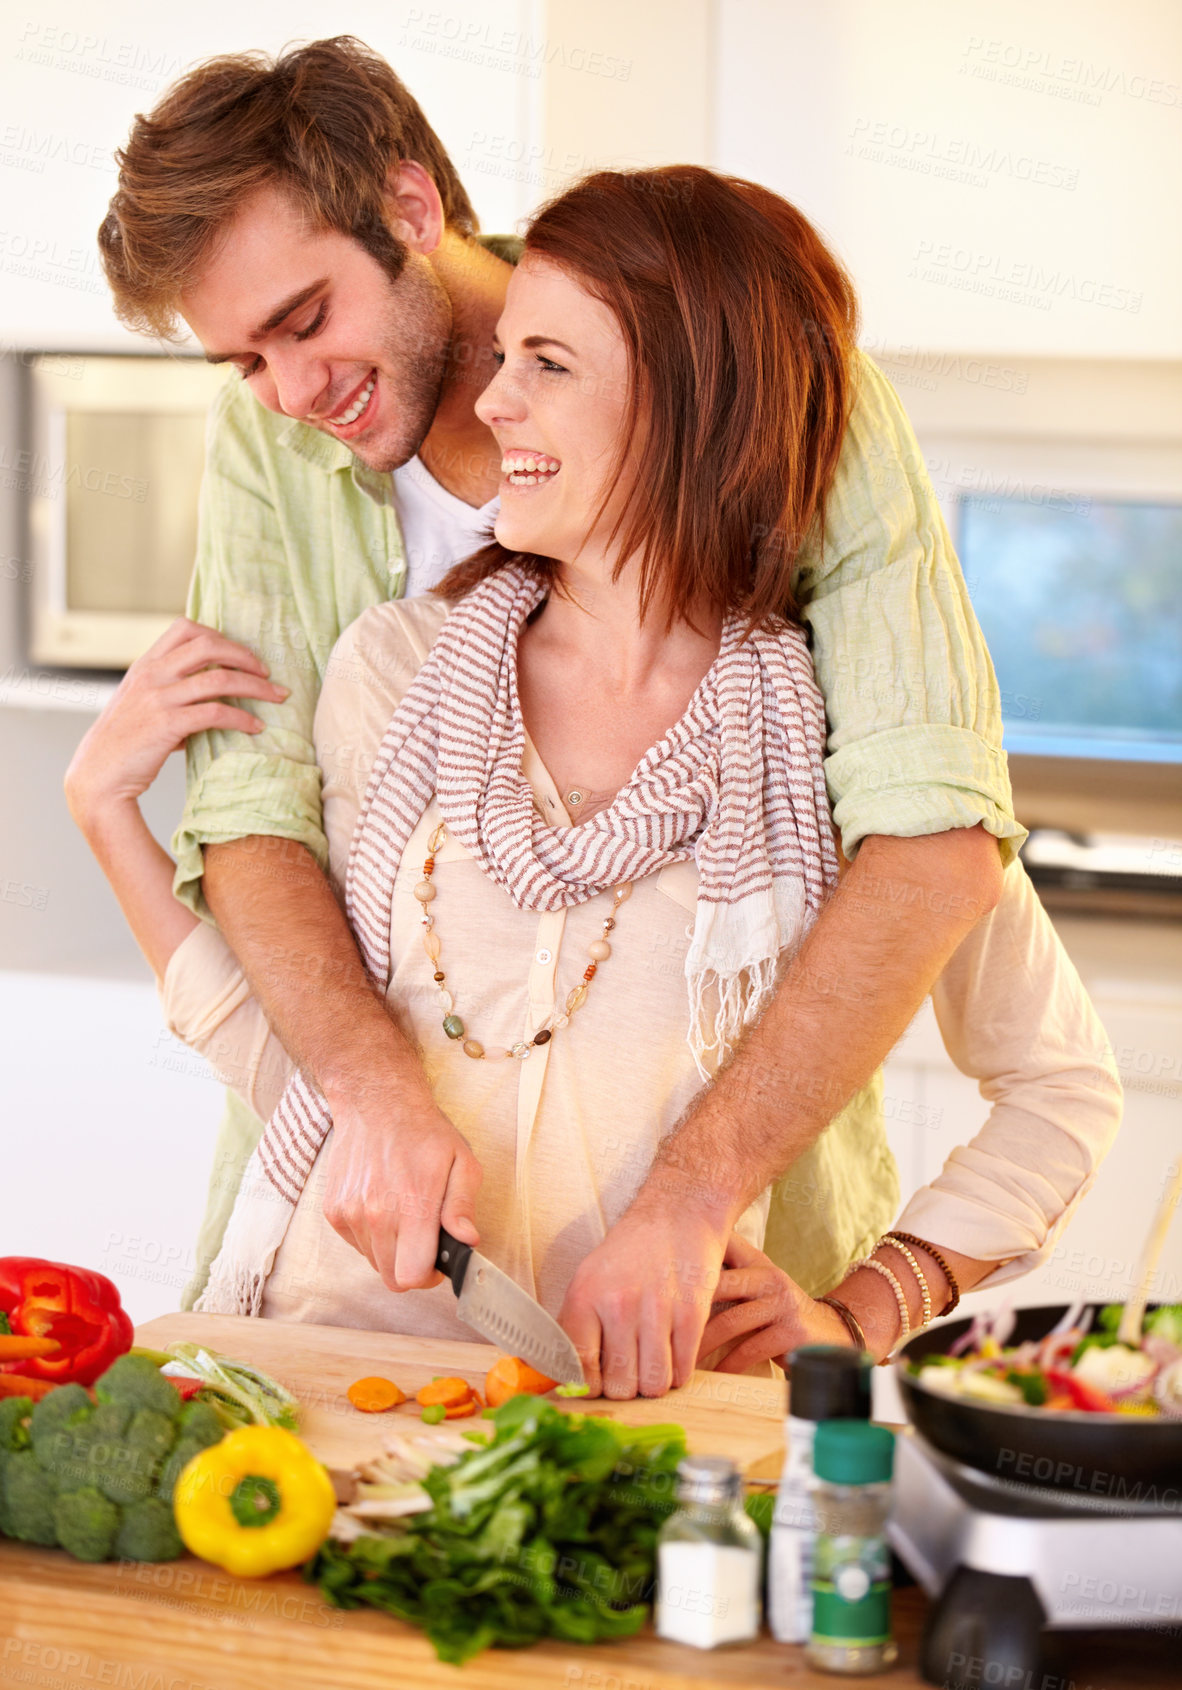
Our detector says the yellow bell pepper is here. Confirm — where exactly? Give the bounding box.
[173,1425,336,1578]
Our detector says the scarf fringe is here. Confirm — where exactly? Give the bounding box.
[194,1264,266,1318]
[686,957,780,1080]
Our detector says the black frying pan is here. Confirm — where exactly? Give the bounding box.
[895,1304,1182,1504]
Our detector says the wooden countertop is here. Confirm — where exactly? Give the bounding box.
[1,1312,1177,1689]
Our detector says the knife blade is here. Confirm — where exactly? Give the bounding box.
[435,1229,585,1386]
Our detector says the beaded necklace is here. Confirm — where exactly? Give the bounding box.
[414,822,632,1061]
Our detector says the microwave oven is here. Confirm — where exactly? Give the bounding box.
[27,353,229,671]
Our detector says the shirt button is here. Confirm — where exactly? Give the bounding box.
[535,948,553,966]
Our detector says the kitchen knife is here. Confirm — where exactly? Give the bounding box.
[434,1229,585,1386]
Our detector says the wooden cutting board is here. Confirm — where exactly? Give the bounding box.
[136,1311,787,1477]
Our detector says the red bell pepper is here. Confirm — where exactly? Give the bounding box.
[1046,1367,1116,1413]
[0,1258,134,1387]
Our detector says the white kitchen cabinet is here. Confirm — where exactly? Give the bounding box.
[713,1,1181,358]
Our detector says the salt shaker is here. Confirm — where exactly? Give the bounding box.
[656,1454,762,1648]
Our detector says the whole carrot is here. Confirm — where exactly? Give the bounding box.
[0,1335,61,1361]
[0,1373,60,1401]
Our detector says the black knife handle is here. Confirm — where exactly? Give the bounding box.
[435,1228,474,1294]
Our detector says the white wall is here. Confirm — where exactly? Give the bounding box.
[539,0,711,185]
[0,972,223,1322]
[714,0,1182,356]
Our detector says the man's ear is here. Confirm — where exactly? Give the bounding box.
[382,160,446,255]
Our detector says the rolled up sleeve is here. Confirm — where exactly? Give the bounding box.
[172,384,335,920]
[174,748,327,923]
[895,861,1122,1283]
[798,352,1027,864]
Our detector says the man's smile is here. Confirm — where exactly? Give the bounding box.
[317,369,378,434]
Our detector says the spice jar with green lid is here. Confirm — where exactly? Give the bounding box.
[770,1344,873,1643]
[805,1421,897,1675]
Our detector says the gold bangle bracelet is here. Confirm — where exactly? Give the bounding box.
[817,1294,869,1354]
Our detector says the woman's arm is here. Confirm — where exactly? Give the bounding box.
[899,858,1122,1275]
[64,617,289,979]
[697,860,1123,1368]
[699,1233,1000,1368]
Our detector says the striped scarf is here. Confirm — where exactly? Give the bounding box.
[199,565,839,1315]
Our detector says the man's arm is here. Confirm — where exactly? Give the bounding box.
[559,355,1024,1397]
[202,837,482,1287]
[559,824,1003,1398]
[174,386,466,1288]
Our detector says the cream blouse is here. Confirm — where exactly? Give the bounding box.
[162,598,1122,1333]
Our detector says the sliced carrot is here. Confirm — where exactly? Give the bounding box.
[0,1373,59,1402]
[416,1376,475,1410]
[485,1356,558,1409]
[444,1396,481,1419]
[347,1376,407,1413]
[0,1335,61,1360]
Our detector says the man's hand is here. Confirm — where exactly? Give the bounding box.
[565,825,1001,1396]
[697,1234,853,1373]
[203,837,484,1292]
[322,1083,482,1292]
[558,1194,730,1399]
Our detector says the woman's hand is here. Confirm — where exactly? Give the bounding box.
[65,617,287,831]
[697,1233,855,1373]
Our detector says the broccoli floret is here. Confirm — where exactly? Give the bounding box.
[0,1398,35,1536]
[29,1385,94,1482]
[1006,1368,1050,1406]
[94,1354,182,1419]
[0,1397,32,1453]
[2,1449,58,1545]
[176,1399,226,1448]
[53,1485,120,1562]
[97,1409,176,1506]
[113,1495,183,1562]
[155,1436,204,1505]
[1145,1306,1182,1345]
[63,1401,134,1494]
[0,1453,9,1537]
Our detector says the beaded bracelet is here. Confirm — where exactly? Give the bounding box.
[878,1237,932,1328]
[885,1231,962,1316]
[817,1294,869,1354]
[850,1256,911,1343]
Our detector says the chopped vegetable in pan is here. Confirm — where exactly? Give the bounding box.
[908,1304,1182,1416]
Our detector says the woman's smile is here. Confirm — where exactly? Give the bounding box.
[500,449,562,488]
[475,254,633,569]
